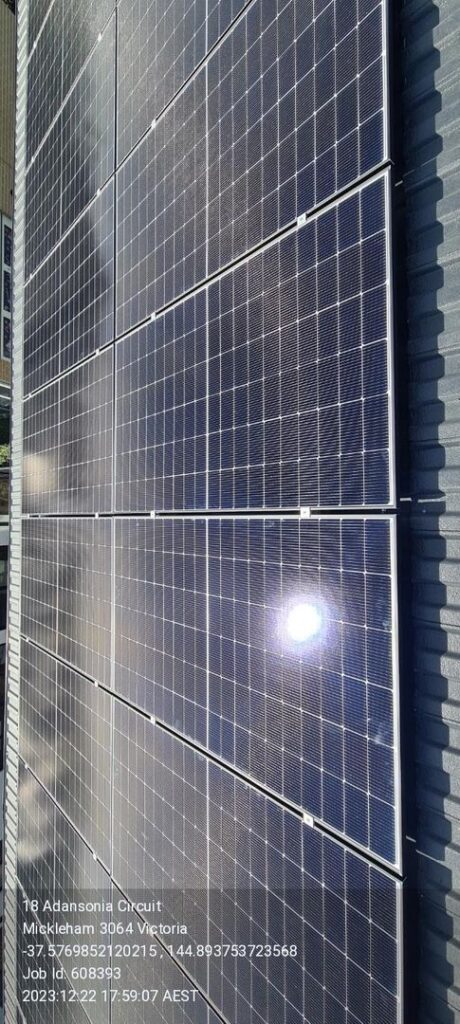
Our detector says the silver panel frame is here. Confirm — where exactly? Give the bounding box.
[4,1,28,1021]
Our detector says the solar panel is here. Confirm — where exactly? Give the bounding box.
[23,349,113,514]
[113,514,399,866]
[207,0,387,274]
[114,517,208,744]
[58,349,113,513]
[28,0,52,54]
[116,67,207,335]
[54,661,112,866]
[115,289,207,512]
[57,518,112,686]
[26,0,62,162]
[25,118,61,278]
[111,886,223,1024]
[19,640,57,798]
[208,171,393,510]
[60,181,115,374]
[61,15,115,233]
[113,705,403,1024]
[21,518,58,654]
[116,2,388,333]
[23,379,60,513]
[114,172,393,512]
[11,1,405,1022]
[117,0,207,163]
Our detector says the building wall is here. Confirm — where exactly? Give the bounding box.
[403,0,460,1020]
[0,2,15,220]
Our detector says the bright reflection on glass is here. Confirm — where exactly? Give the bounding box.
[286,603,322,643]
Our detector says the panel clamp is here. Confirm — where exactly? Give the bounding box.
[300,507,311,519]
[150,510,156,518]
[150,312,156,322]
[297,212,307,228]
[302,812,314,828]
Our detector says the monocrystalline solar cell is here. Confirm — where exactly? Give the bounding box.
[113,705,403,1024]
[117,0,207,163]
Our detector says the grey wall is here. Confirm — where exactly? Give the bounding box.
[403,0,460,1019]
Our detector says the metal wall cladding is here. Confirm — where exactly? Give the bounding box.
[403,0,460,1020]
[10,1,406,1023]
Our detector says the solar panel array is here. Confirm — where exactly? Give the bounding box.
[13,1,405,1023]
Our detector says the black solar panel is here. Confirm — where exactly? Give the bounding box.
[54,661,112,866]
[207,0,387,274]
[117,0,207,163]
[113,705,403,1024]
